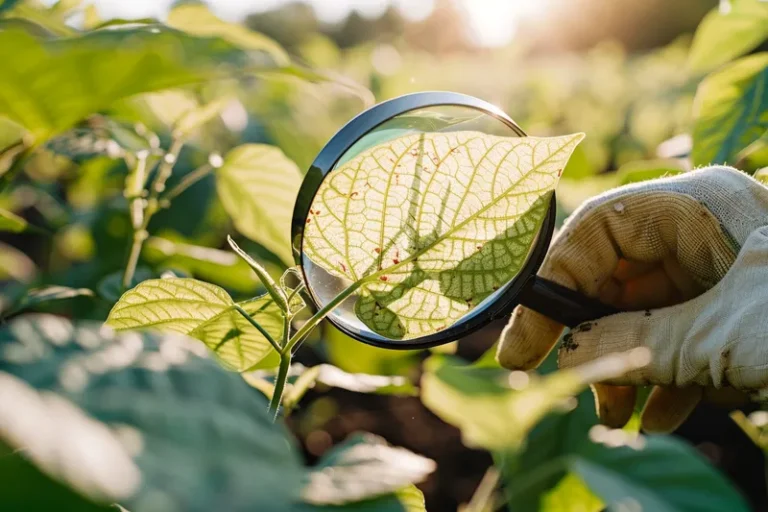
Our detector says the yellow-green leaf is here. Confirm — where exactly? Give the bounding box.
[106,278,281,370]
[0,208,26,233]
[688,0,768,72]
[304,131,584,340]
[216,144,302,265]
[0,26,270,141]
[420,351,647,451]
[692,53,768,166]
[167,3,289,67]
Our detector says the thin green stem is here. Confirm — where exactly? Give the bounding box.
[121,139,184,290]
[160,163,213,205]
[149,138,183,198]
[286,280,362,354]
[285,283,306,312]
[269,351,291,419]
[233,305,282,353]
[227,235,289,312]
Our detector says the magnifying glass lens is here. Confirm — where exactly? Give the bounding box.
[300,104,551,345]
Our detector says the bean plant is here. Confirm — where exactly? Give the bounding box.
[0,0,766,511]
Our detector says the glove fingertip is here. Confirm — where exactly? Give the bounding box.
[496,306,563,370]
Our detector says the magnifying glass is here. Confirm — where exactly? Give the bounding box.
[291,92,617,350]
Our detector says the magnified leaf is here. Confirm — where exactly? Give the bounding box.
[688,0,768,73]
[302,433,435,506]
[304,131,584,339]
[0,314,303,511]
[692,53,768,167]
[106,278,281,370]
[217,144,303,265]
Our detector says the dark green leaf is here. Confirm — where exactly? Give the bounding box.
[0,438,111,511]
[2,285,93,316]
[571,433,750,512]
[692,53,768,166]
[0,314,304,511]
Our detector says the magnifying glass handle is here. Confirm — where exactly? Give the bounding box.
[518,276,619,328]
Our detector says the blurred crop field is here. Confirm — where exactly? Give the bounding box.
[1,0,767,511]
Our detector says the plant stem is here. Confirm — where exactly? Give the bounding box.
[269,351,291,419]
[160,163,213,205]
[149,138,184,197]
[227,235,289,312]
[234,305,282,353]
[121,139,183,290]
[285,280,362,354]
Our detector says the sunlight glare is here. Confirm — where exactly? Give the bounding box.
[459,0,550,47]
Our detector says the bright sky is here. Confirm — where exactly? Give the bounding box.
[75,0,548,47]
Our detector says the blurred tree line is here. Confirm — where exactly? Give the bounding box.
[245,0,719,55]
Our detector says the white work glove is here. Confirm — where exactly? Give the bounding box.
[497,166,768,433]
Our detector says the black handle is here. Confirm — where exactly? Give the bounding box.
[517,276,619,328]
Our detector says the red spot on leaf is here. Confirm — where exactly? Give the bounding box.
[380,276,388,282]
[374,248,381,254]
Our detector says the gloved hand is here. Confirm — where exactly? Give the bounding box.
[497,166,768,433]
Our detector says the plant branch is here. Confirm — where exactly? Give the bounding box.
[227,235,289,312]
[286,280,362,354]
[234,304,282,353]
[121,139,184,290]
[269,351,291,419]
[149,138,183,198]
[160,162,213,206]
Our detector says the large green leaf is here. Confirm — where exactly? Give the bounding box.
[304,132,583,340]
[688,0,768,72]
[0,314,304,511]
[570,433,750,512]
[0,25,278,141]
[302,433,434,506]
[692,53,768,166]
[216,144,303,265]
[167,3,289,66]
[106,278,281,370]
[420,351,647,452]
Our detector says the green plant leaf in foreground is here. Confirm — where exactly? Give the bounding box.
[692,52,768,167]
[568,430,750,512]
[106,277,281,370]
[302,433,435,506]
[0,315,433,512]
[304,132,584,340]
[0,314,303,511]
[688,0,768,72]
[420,350,648,452]
[217,144,303,265]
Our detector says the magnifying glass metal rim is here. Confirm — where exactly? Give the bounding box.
[291,91,561,350]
